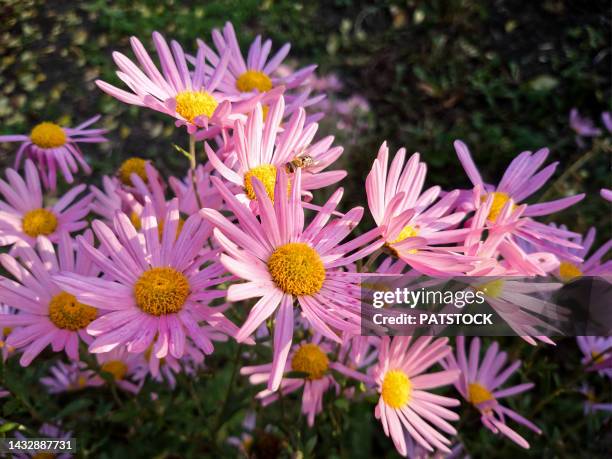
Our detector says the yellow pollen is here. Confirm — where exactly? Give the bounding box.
[381,370,412,408]
[291,343,329,380]
[244,164,278,201]
[559,261,582,282]
[22,208,58,238]
[30,122,67,149]
[482,192,516,222]
[118,157,148,186]
[129,212,185,240]
[591,351,607,364]
[468,382,495,405]
[175,90,218,122]
[101,360,128,381]
[391,225,419,244]
[134,267,190,315]
[236,70,273,93]
[475,279,505,298]
[267,242,325,296]
[2,327,11,336]
[77,375,88,388]
[48,292,97,331]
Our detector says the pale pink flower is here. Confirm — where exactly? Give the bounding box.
[201,169,382,390]
[443,337,541,449]
[0,160,92,248]
[89,346,148,394]
[0,232,99,366]
[0,115,107,190]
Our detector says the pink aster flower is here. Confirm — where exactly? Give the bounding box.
[0,232,99,366]
[206,97,346,206]
[443,337,541,449]
[13,424,72,459]
[366,142,474,276]
[0,115,107,190]
[241,336,366,427]
[168,164,224,217]
[576,336,612,378]
[551,226,612,282]
[201,169,382,391]
[454,140,584,257]
[369,336,460,456]
[41,360,95,393]
[89,346,148,393]
[53,197,237,360]
[570,108,602,138]
[0,160,92,248]
[96,31,237,134]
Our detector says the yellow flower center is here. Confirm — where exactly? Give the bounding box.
[134,267,190,315]
[381,369,412,408]
[32,453,56,459]
[591,351,607,364]
[236,70,273,93]
[244,164,278,201]
[291,343,329,380]
[482,192,516,222]
[468,382,495,405]
[2,327,12,336]
[118,157,148,186]
[22,208,58,237]
[175,90,218,122]
[30,122,67,149]
[390,225,419,244]
[559,261,582,282]
[48,291,97,331]
[101,360,128,381]
[129,212,185,240]
[267,242,326,296]
[475,279,505,299]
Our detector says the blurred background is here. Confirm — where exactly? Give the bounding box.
[0,1,610,457]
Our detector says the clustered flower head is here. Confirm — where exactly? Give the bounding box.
[0,21,610,457]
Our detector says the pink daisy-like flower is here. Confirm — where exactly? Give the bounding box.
[443,337,541,449]
[53,197,238,360]
[366,142,474,276]
[453,140,585,257]
[201,169,382,390]
[0,232,99,366]
[96,31,237,134]
[206,97,346,206]
[0,160,92,248]
[41,360,95,394]
[576,336,612,379]
[168,164,223,217]
[241,336,368,427]
[0,115,107,190]
[570,108,602,138]
[369,336,460,456]
[89,346,148,394]
[13,424,73,459]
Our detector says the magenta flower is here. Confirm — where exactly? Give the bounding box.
[369,336,460,456]
[96,32,235,134]
[0,160,92,248]
[0,232,100,366]
[444,337,541,448]
[201,169,382,390]
[53,197,237,360]
[0,115,107,190]
[601,188,612,202]
[206,97,346,206]
[569,108,602,137]
[454,140,584,257]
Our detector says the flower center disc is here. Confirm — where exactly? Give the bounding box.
[101,360,128,380]
[175,90,218,122]
[267,242,325,296]
[134,267,190,315]
[482,191,515,222]
[22,208,58,238]
[381,369,412,408]
[118,157,148,186]
[30,122,66,149]
[244,164,278,201]
[468,382,495,405]
[475,279,504,299]
[291,343,329,380]
[559,261,582,282]
[48,291,97,331]
[236,70,273,93]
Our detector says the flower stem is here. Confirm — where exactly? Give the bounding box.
[189,133,196,170]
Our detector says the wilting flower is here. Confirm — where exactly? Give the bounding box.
[41,360,95,393]
[206,97,346,205]
[444,337,541,449]
[241,336,367,426]
[54,198,237,359]
[366,142,475,275]
[576,336,612,378]
[453,140,584,257]
[0,115,107,190]
[369,336,460,456]
[96,31,236,134]
[201,169,382,390]
[0,232,99,365]
[0,160,92,248]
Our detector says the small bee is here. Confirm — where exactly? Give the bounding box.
[285,154,316,173]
